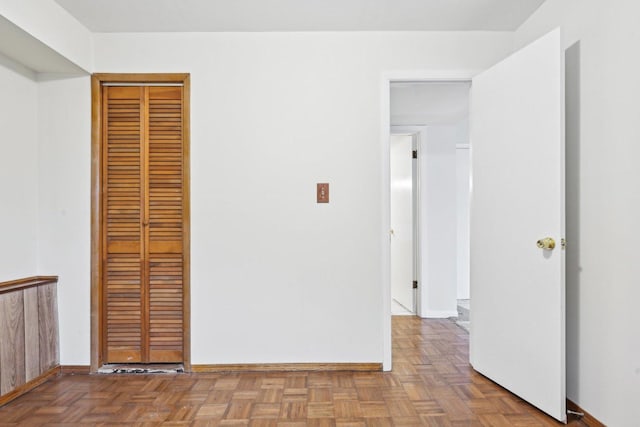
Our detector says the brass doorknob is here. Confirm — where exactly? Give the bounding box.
[536,237,556,250]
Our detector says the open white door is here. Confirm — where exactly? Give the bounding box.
[390,134,414,312]
[470,28,565,422]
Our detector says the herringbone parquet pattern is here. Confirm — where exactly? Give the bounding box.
[0,317,585,426]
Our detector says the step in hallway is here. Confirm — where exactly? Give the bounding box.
[0,317,585,426]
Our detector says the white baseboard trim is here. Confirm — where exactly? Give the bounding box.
[421,310,459,319]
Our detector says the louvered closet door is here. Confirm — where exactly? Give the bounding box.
[146,86,184,362]
[103,85,185,364]
[103,86,144,363]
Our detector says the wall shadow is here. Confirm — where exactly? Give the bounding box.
[0,50,36,80]
[565,41,581,399]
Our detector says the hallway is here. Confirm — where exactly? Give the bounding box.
[0,317,582,426]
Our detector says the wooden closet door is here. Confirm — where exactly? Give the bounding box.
[146,86,184,362]
[102,85,185,364]
[103,86,145,363]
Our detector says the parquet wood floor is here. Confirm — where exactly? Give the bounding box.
[0,317,586,426]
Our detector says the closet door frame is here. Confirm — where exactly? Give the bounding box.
[90,73,191,372]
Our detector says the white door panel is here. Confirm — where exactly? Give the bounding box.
[470,28,565,422]
[390,134,414,312]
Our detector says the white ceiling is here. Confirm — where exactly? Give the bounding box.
[54,0,546,33]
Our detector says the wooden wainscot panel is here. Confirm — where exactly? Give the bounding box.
[23,287,40,382]
[0,276,59,407]
[38,283,59,371]
[0,291,26,395]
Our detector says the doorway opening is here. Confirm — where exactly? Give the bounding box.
[389,81,471,323]
[381,73,475,370]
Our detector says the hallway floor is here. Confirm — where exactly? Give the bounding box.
[0,317,584,426]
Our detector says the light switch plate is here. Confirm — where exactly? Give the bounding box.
[317,183,329,203]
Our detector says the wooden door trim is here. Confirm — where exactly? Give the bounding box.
[91,73,191,373]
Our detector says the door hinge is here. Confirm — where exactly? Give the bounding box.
[412,280,418,289]
[412,150,418,159]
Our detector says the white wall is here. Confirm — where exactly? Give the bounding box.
[421,126,458,317]
[34,31,514,366]
[456,145,470,300]
[37,76,91,364]
[0,54,38,281]
[516,2,640,425]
